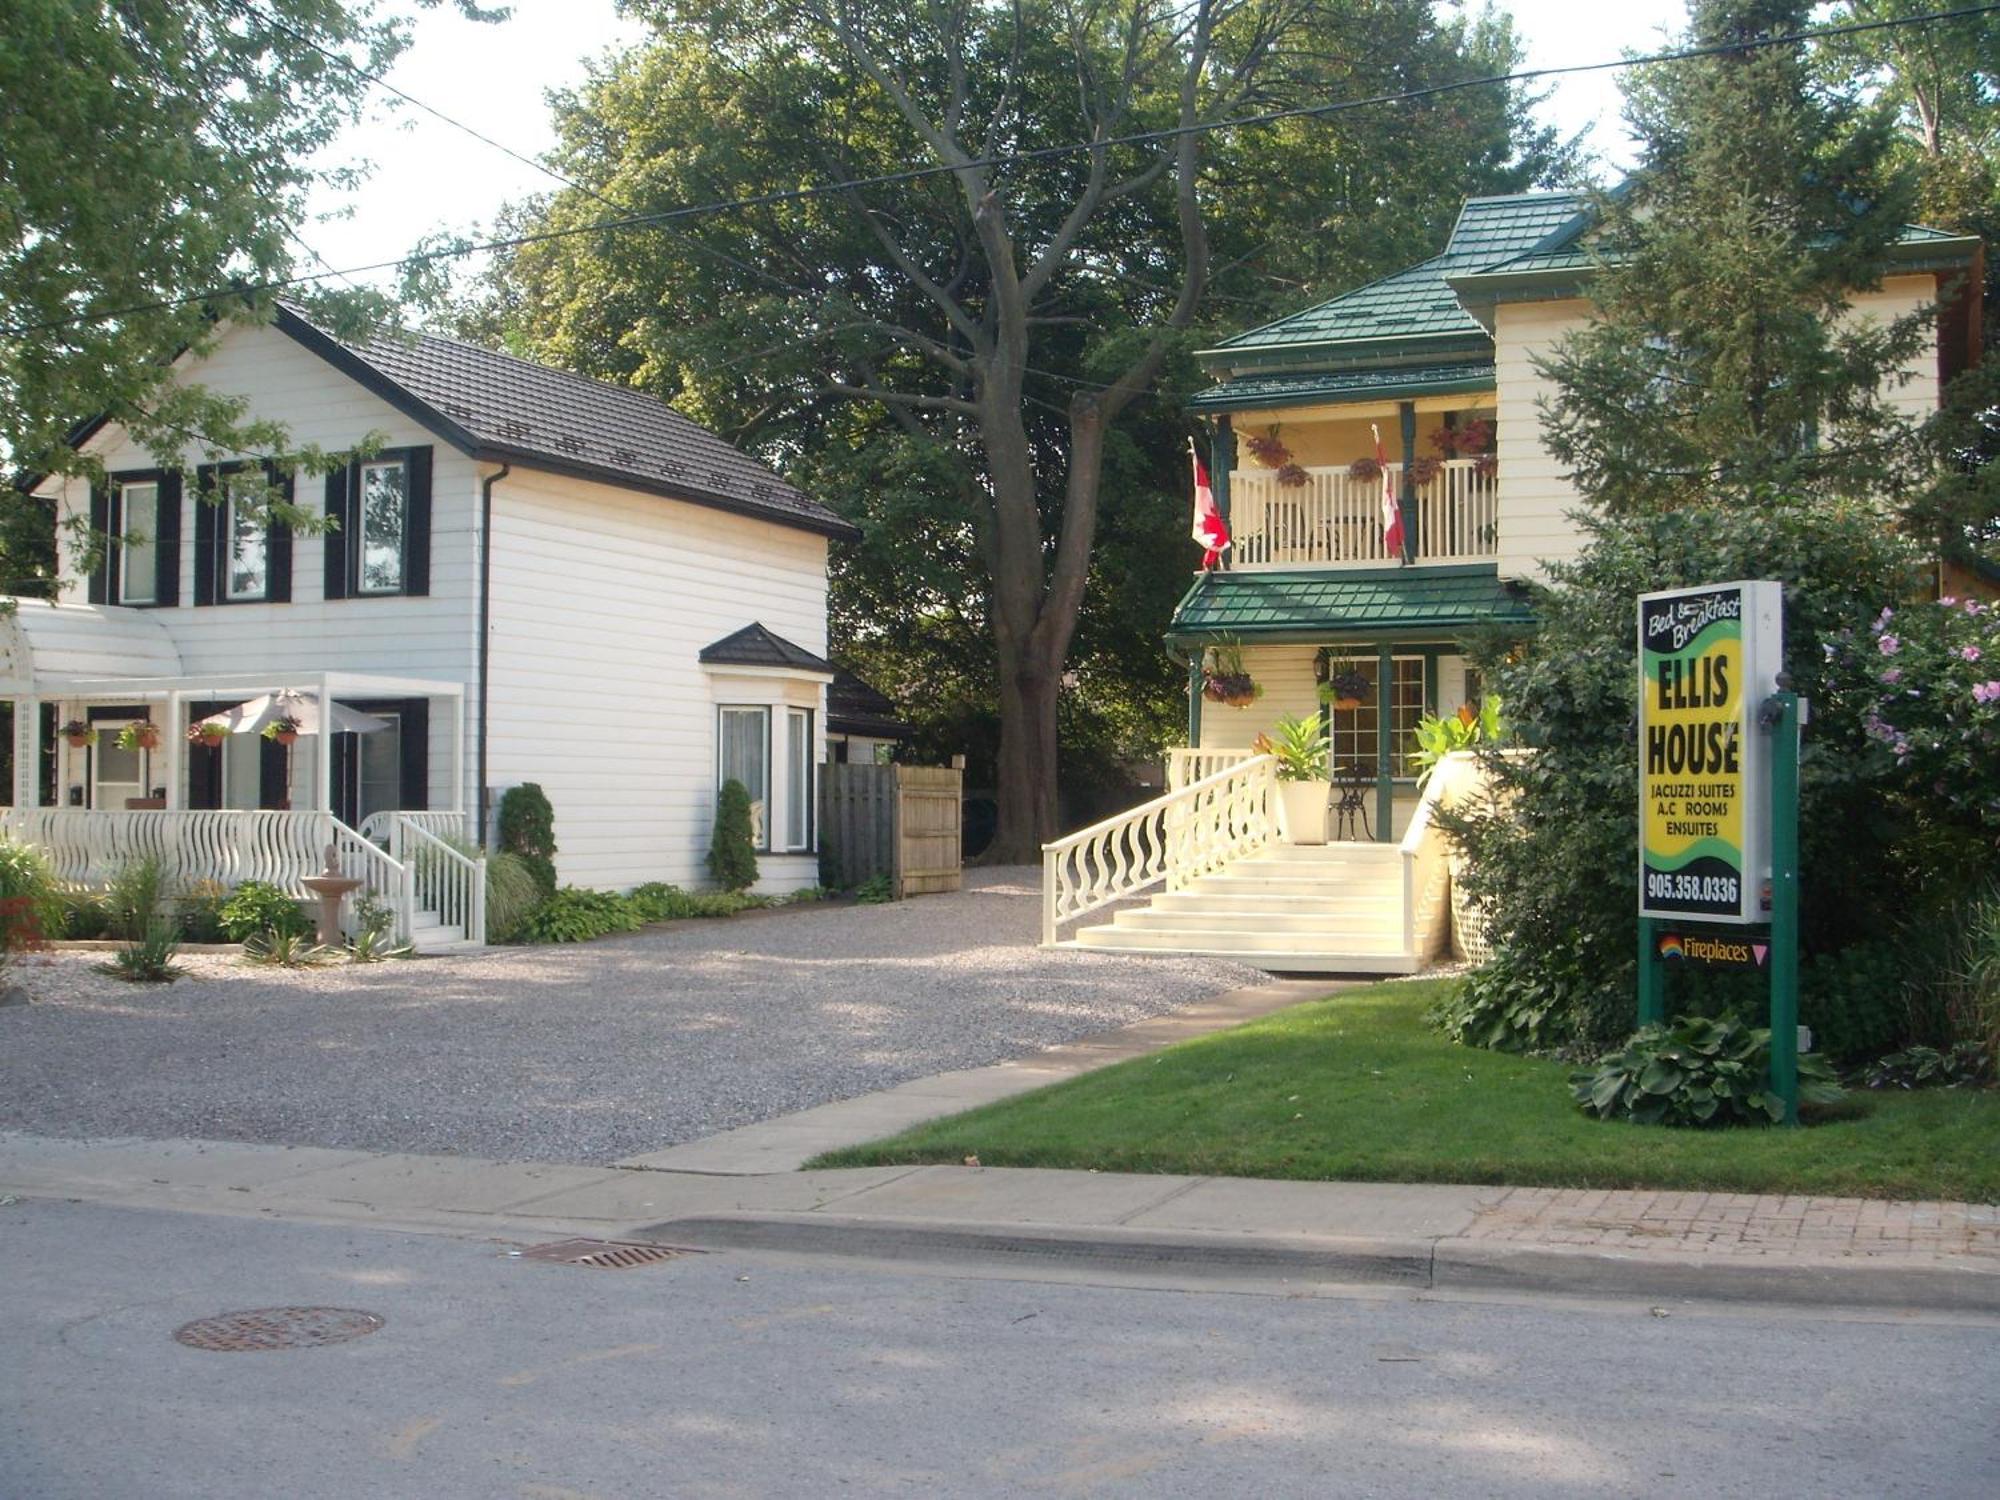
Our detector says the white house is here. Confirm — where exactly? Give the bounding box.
[4,305,858,945]
[1044,190,1984,973]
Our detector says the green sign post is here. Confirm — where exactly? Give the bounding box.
[1635,582,1803,1124]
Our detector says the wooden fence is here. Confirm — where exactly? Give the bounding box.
[819,761,963,898]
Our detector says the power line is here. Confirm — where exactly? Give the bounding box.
[8,1,1995,342]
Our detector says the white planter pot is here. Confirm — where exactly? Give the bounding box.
[1279,780,1331,845]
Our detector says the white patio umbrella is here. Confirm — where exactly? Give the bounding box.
[196,689,392,737]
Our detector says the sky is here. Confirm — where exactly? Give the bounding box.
[299,0,1692,302]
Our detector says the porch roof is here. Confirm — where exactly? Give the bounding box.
[1186,362,1494,413]
[1165,564,1535,647]
[8,662,462,702]
[0,598,181,694]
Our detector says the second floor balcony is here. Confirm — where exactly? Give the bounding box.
[1229,457,1497,569]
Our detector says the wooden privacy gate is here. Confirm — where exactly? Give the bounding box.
[819,761,963,898]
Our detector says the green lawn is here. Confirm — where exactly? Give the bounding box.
[815,981,2000,1202]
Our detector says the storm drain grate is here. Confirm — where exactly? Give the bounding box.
[174,1307,384,1353]
[517,1238,697,1270]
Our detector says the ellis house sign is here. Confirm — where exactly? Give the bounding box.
[1638,581,1783,926]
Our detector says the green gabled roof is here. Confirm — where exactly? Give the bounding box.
[1198,193,1586,365]
[1186,362,1495,412]
[1167,564,1535,646]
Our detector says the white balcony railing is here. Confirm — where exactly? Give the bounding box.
[1229,458,1497,568]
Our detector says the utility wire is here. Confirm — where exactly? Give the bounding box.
[7,1,1995,341]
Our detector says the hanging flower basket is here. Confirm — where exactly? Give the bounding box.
[1320,670,1371,711]
[1347,455,1382,482]
[115,721,161,752]
[189,721,229,747]
[60,720,96,749]
[1274,462,1310,488]
[1242,432,1291,469]
[261,715,303,747]
[1408,455,1442,487]
[1473,453,1498,480]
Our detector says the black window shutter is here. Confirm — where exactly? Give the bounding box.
[87,485,109,603]
[265,465,293,603]
[323,464,351,601]
[259,732,290,810]
[398,697,430,810]
[404,446,432,597]
[154,472,182,606]
[192,466,218,607]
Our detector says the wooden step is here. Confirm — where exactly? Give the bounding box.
[1075,923,1407,956]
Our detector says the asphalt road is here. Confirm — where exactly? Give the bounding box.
[4,1198,1996,1498]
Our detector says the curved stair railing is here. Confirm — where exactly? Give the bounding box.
[1042,754,1278,946]
[393,815,486,947]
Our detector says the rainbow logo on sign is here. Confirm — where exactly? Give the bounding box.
[1658,934,1687,962]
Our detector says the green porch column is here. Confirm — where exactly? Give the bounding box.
[1186,652,1204,747]
[1213,417,1235,553]
[1375,643,1394,840]
[1397,400,1418,564]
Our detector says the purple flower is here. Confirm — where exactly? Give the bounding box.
[1974,681,2000,705]
[1874,607,1895,630]
[1881,668,1902,685]
[1893,739,1911,760]
[1878,634,1900,656]
[1961,646,1982,663]
[1939,596,1958,607]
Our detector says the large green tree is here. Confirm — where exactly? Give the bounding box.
[0,0,501,590]
[1441,0,1994,1060]
[468,0,1561,857]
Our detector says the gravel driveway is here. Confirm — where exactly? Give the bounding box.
[0,870,1258,1164]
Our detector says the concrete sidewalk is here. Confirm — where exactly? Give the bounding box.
[4,1130,1995,1315]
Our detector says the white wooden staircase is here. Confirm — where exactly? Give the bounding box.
[1043,752,1475,975]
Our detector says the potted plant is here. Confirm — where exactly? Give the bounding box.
[261,715,303,746]
[1275,461,1310,488]
[1255,714,1331,845]
[189,721,229,748]
[60,720,96,749]
[1320,669,1371,711]
[1242,431,1291,468]
[1408,455,1442,487]
[115,720,160,752]
[1347,455,1382,482]
[1202,638,1260,708]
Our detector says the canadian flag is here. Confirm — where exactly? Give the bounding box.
[1373,423,1405,560]
[1190,440,1231,569]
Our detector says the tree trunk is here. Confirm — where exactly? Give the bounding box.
[988,638,1061,863]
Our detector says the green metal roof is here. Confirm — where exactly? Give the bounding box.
[1199,193,1586,363]
[1186,362,1495,412]
[1167,564,1535,645]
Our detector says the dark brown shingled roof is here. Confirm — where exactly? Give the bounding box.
[827,667,913,740]
[698,622,834,674]
[274,305,858,541]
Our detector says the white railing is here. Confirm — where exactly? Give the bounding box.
[1230,459,1497,568]
[394,815,486,947]
[1165,747,1258,792]
[329,819,412,944]
[358,809,470,847]
[1,808,339,895]
[1042,754,1278,946]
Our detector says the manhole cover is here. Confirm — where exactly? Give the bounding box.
[518,1238,695,1269]
[173,1307,385,1353]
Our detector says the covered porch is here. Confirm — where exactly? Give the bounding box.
[0,601,479,944]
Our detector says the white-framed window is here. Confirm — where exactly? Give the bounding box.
[225,483,269,601]
[784,707,812,851]
[1327,655,1425,779]
[718,705,771,852]
[221,735,262,810]
[117,481,158,605]
[358,459,407,595]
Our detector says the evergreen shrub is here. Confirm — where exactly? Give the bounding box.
[498,782,558,897]
[708,779,758,892]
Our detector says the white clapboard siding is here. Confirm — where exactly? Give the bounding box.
[484,464,830,893]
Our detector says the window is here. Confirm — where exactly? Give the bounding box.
[784,708,812,850]
[118,482,158,605]
[358,460,407,594]
[225,485,269,600]
[719,706,771,851]
[221,735,262,811]
[1327,655,1425,779]
[356,712,403,824]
